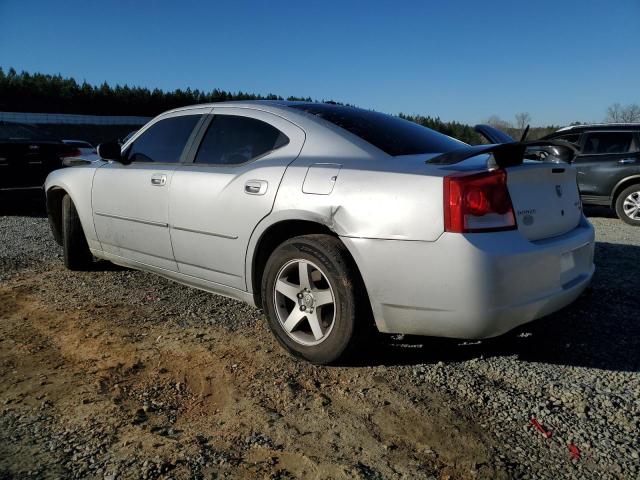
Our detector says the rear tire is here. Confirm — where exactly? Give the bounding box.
[261,234,366,364]
[615,184,640,226]
[62,194,93,270]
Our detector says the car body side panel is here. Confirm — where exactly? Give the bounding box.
[244,156,446,295]
[92,248,257,307]
[169,107,307,290]
[272,156,445,241]
[92,162,180,271]
[91,108,210,272]
[574,150,640,198]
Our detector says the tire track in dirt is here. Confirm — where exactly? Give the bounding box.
[1,270,498,479]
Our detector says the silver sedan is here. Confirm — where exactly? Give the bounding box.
[45,101,595,364]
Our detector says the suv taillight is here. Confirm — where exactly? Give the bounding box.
[444,169,516,233]
[61,148,81,159]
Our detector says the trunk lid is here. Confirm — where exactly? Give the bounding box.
[506,162,581,241]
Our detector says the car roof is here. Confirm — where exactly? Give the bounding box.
[163,100,350,116]
[554,123,640,134]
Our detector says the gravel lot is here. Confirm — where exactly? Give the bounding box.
[0,198,638,479]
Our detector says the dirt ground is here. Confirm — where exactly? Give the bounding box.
[1,207,639,479]
[0,266,496,480]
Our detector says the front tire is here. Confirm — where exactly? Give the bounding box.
[62,194,93,270]
[615,185,640,226]
[261,234,363,364]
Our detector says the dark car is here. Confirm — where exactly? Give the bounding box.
[0,121,78,193]
[543,124,640,226]
[475,123,640,226]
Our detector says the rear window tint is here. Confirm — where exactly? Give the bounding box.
[290,104,463,156]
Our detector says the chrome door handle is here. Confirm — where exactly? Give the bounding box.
[244,180,268,195]
[618,158,637,164]
[150,174,167,186]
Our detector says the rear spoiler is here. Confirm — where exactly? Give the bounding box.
[474,124,515,144]
[427,140,578,168]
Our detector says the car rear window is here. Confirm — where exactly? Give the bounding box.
[290,104,464,156]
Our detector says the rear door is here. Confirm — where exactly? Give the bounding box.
[573,130,640,200]
[92,110,207,271]
[169,107,305,289]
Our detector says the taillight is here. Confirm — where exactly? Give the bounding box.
[444,169,516,233]
[61,148,81,159]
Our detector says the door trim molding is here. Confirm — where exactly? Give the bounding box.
[171,225,238,240]
[94,211,168,228]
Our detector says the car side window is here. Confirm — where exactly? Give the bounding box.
[194,115,289,165]
[582,132,635,155]
[124,115,201,163]
[555,133,581,146]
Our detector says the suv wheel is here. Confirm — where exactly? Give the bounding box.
[261,234,363,364]
[615,185,640,226]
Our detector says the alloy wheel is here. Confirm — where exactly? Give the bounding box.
[273,259,336,346]
[623,191,640,220]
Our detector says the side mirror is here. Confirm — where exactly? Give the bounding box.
[97,142,129,164]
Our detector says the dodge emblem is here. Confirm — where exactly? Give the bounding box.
[555,185,563,197]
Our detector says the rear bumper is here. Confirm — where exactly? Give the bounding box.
[341,217,595,339]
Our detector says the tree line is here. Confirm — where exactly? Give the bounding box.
[0,67,309,117]
[1,67,637,145]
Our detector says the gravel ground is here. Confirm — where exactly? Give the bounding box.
[0,200,638,479]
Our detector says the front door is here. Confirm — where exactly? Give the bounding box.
[169,107,305,289]
[92,111,206,271]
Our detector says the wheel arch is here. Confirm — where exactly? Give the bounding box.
[247,215,372,320]
[46,186,68,246]
[610,175,640,208]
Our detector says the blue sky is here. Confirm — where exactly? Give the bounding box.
[1,0,638,126]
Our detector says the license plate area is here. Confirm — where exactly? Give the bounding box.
[560,242,592,285]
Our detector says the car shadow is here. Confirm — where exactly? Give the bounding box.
[583,205,617,219]
[350,241,640,373]
[89,260,129,272]
[0,191,47,217]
